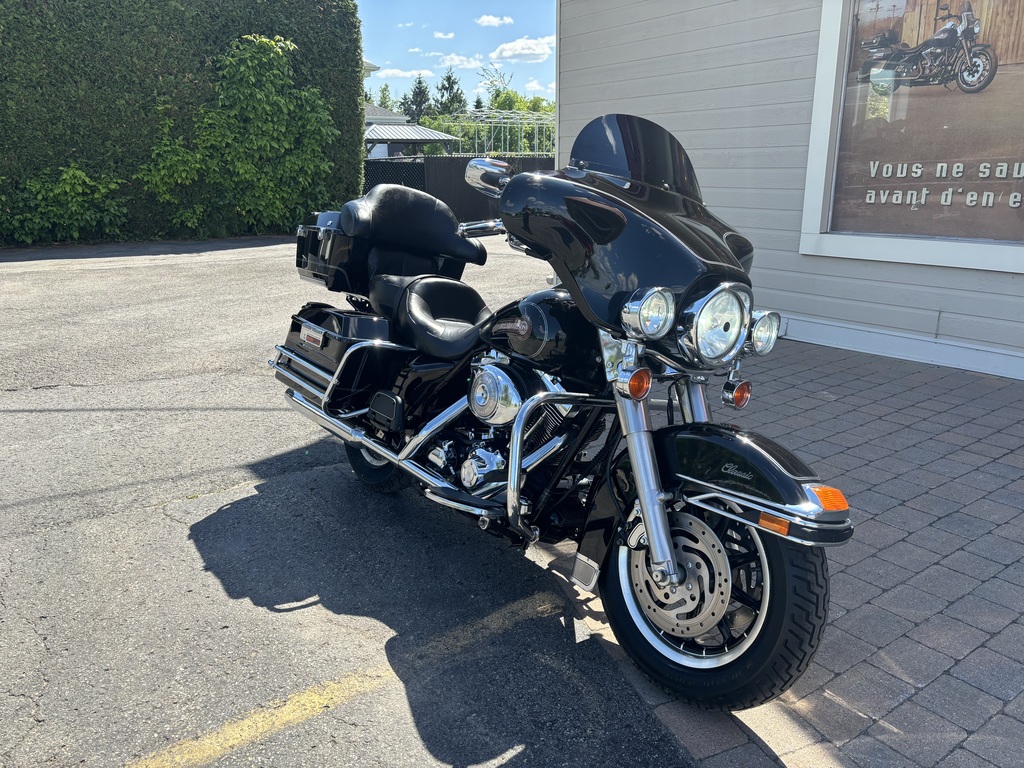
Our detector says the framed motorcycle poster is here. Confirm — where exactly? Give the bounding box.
[801,0,1024,272]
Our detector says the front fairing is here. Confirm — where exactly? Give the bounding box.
[498,115,752,333]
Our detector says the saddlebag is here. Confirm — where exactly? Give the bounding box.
[272,303,397,410]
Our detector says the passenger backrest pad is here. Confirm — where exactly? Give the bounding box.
[340,184,486,265]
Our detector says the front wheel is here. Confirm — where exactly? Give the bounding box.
[599,501,829,710]
[957,48,997,93]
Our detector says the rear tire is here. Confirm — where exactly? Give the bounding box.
[599,501,829,710]
[344,443,409,493]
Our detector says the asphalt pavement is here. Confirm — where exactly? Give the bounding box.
[3,238,1024,767]
[0,239,690,768]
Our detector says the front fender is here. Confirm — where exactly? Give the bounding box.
[572,423,853,591]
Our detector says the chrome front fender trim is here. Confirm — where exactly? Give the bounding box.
[676,475,854,546]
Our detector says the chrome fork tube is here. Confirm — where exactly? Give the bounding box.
[674,377,711,424]
[615,392,680,585]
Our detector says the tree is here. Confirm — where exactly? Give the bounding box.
[432,67,467,115]
[377,83,395,111]
[398,75,433,123]
[473,94,485,110]
[478,64,512,104]
[139,35,338,234]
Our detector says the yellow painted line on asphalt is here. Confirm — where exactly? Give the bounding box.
[127,591,564,768]
[127,665,394,768]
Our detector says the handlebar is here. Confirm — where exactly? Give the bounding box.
[458,219,506,238]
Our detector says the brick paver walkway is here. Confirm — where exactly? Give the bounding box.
[557,339,1024,768]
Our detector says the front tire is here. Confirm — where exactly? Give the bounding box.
[599,501,829,710]
[957,48,997,93]
[344,443,409,493]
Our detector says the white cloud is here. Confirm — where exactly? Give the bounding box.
[408,47,421,53]
[375,68,435,78]
[439,53,483,69]
[475,15,513,27]
[524,79,556,95]
[397,22,413,28]
[434,31,455,39]
[489,35,556,63]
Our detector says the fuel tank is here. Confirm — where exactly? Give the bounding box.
[483,288,604,387]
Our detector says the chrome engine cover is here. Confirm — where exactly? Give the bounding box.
[460,447,507,490]
[468,364,524,426]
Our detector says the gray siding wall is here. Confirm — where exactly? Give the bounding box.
[557,0,1024,371]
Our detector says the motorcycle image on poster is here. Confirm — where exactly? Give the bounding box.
[831,0,1024,244]
[857,2,997,94]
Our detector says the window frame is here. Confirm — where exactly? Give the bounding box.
[799,0,1022,274]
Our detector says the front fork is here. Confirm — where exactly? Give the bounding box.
[602,331,711,587]
[615,393,679,585]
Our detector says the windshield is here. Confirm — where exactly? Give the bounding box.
[499,115,752,332]
[569,114,703,203]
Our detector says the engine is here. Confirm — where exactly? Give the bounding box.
[424,353,571,497]
[922,46,944,71]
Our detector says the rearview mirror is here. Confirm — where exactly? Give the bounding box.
[465,158,511,199]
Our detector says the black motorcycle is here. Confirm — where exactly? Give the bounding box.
[272,114,853,710]
[858,2,997,95]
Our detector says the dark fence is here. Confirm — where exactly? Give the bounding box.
[363,157,425,193]
[363,154,555,222]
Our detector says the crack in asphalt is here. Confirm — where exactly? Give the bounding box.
[1,542,51,765]
[3,461,349,538]
[2,383,95,392]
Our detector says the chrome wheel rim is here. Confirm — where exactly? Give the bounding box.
[360,448,390,468]
[960,53,990,86]
[619,503,770,669]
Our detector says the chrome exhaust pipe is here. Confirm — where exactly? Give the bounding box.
[285,389,459,494]
[284,388,606,529]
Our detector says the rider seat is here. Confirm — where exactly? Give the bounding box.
[395,276,491,360]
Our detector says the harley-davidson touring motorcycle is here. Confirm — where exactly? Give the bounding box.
[857,2,997,95]
[272,114,853,709]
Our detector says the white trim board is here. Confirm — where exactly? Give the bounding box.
[782,314,1024,380]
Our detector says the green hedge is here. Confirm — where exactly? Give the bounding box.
[0,0,364,245]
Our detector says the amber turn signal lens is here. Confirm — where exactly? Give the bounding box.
[628,368,652,400]
[758,512,791,536]
[722,379,752,409]
[809,485,849,512]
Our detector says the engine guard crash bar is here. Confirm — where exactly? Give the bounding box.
[283,389,581,532]
[506,391,616,542]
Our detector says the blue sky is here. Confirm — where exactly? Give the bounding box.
[358,1,557,107]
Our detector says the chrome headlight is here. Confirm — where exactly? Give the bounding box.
[749,310,781,356]
[621,287,675,340]
[678,285,751,368]
[972,19,981,35]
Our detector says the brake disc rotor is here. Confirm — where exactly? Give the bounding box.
[628,510,731,639]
